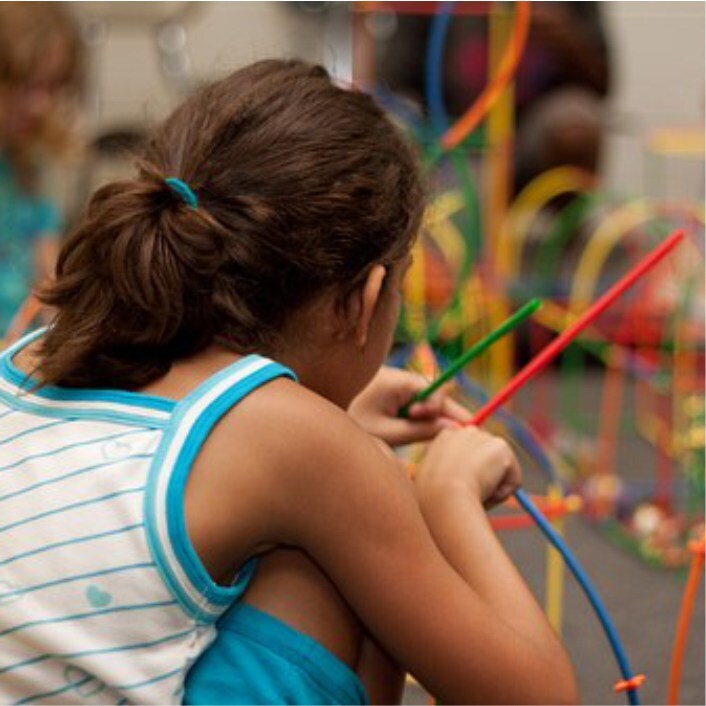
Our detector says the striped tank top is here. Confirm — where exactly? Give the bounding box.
[0,329,295,704]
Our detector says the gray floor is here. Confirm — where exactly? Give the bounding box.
[404,516,705,705]
[403,371,705,705]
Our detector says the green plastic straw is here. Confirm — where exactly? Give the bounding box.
[399,298,542,417]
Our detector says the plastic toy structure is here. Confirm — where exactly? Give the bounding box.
[354,2,704,704]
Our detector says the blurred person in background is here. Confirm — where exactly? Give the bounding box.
[378,1,612,192]
[0,2,82,338]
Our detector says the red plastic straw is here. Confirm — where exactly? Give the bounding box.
[469,230,685,426]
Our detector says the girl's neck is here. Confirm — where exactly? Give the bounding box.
[15,337,356,410]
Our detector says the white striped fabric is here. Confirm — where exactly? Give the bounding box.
[0,331,294,704]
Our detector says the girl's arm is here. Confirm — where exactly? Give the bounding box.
[348,366,561,671]
[252,387,578,705]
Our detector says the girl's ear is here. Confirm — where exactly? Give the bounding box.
[353,264,387,348]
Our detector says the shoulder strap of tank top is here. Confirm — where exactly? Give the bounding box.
[144,354,296,622]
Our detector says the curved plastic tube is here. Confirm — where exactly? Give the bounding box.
[423,1,531,163]
[440,2,531,151]
[515,488,641,706]
[425,0,454,137]
[570,201,654,312]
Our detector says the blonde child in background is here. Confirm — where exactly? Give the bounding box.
[0,2,82,338]
[0,59,577,705]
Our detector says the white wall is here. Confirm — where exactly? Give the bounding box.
[70,1,331,129]
[600,1,704,200]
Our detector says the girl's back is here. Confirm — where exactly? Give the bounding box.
[0,330,297,702]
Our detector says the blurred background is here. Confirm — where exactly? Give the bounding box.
[49,2,705,213]
[0,2,703,705]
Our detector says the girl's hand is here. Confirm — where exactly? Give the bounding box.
[348,366,471,447]
[416,426,522,509]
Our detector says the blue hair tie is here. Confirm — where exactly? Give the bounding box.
[164,177,198,209]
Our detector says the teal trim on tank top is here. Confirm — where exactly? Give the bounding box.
[168,362,296,608]
[144,354,296,621]
[0,328,176,413]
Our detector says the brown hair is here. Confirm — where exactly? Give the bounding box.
[38,60,424,390]
[0,2,83,187]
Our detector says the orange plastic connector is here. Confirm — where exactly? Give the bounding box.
[614,674,646,693]
[688,538,705,558]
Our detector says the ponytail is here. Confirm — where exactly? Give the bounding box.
[39,165,227,388]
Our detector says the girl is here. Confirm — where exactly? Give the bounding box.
[0,2,82,338]
[0,60,577,704]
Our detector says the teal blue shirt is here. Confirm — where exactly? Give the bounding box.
[0,154,61,335]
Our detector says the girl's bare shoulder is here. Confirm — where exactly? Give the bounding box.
[185,375,387,570]
[218,376,358,449]
[191,374,381,506]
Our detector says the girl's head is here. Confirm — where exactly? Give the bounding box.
[0,2,82,178]
[39,60,424,395]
